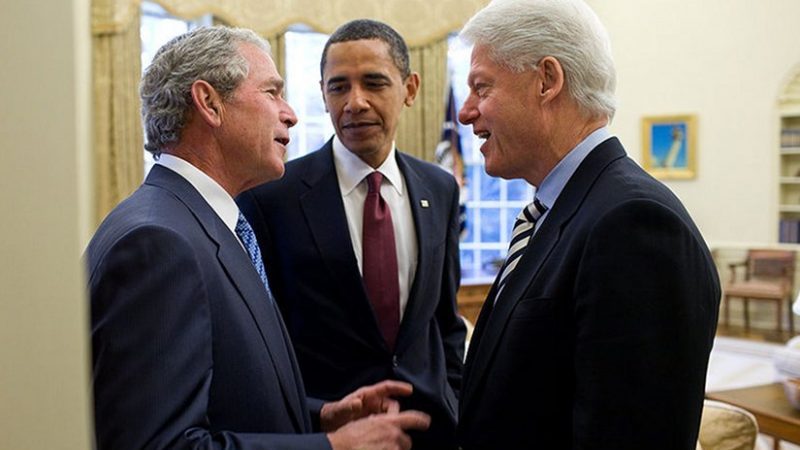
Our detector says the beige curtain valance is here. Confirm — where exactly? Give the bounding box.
[92,0,488,46]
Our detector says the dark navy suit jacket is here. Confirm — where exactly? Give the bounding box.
[457,138,720,450]
[239,141,466,450]
[86,165,331,450]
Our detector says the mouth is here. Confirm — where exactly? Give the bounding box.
[343,121,380,130]
[274,136,290,146]
[474,129,491,140]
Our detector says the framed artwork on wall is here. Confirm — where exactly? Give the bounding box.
[641,114,697,179]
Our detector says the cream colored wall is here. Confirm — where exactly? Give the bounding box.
[587,0,800,247]
[0,0,93,448]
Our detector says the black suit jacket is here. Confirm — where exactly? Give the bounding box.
[458,138,720,450]
[239,141,466,449]
[86,165,331,450]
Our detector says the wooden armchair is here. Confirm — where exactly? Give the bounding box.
[723,249,796,333]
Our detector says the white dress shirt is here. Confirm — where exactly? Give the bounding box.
[156,154,244,248]
[332,136,418,321]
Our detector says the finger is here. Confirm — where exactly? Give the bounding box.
[385,398,400,414]
[346,397,363,416]
[390,410,431,431]
[371,380,414,397]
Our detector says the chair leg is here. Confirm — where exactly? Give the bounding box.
[789,298,795,335]
[723,295,730,328]
[777,299,783,333]
[744,298,750,331]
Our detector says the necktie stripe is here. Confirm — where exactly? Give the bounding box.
[493,199,547,303]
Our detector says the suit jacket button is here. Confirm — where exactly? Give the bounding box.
[392,355,399,367]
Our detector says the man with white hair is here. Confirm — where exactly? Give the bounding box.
[455,1,720,448]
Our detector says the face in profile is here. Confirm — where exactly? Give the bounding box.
[219,43,298,190]
[321,39,419,168]
[459,44,545,183]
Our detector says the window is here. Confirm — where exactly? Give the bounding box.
[447,36,534,282]
[283,28,335,160]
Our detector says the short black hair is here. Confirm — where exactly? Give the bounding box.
[320,19,411,79]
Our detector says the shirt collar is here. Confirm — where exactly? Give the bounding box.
[156,153,240,232]
[332,135,404,196]
[535,126,612,210]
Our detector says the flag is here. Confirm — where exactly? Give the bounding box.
[435,87,468,238]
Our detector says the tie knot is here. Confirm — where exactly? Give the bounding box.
[519,198,547,223]
[366,172,383,194]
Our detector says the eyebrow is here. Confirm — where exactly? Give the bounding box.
[325,72,392,87]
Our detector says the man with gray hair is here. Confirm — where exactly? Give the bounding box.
[86,26,429,450]
[455,1,720,448]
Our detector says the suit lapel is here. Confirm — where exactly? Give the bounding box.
[461,138,627,414]
[394,154,435,354]
[146,166,309,432]
[298,144,388,348]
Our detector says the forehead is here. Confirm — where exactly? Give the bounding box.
[322,39,401,79]
[239,43,280,82]
[467,44,521,85]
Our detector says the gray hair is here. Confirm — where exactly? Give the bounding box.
[460,0,617,120]
[320,19,411,79]
[140,26,271,156]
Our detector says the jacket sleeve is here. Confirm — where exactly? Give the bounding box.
[571,199,720,449]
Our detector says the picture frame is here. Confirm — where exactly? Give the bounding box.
[641,114,697,179]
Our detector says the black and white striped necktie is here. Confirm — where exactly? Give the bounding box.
[494,199,547,304]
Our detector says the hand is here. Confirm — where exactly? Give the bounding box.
[320,380,413,431]
[327,410,431,450]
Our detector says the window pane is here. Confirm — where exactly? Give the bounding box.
[479,171,500,201]
[479,249,503,279]
[507,179,531,201]
[284,29,334,160]
[479,208,501,242]
[460,249,477,280]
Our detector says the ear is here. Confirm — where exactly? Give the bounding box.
[319,79,329,113]
[537,56,565,103]
[190,80,224,127]
[403,72,421,107]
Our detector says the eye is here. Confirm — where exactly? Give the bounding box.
[366,81,389,89]
[326,83,346,94]
[474,84,489,98]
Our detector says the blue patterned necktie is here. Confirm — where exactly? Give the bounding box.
[235,212,271,296]
[493,198,547,304]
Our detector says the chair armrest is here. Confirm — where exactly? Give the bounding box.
[728,261,746,282]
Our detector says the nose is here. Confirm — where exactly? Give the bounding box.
[458,93,478,125]
[344,86,369,114]
[281,99,298,128]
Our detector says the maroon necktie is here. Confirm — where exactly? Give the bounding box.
[362,171,400,351]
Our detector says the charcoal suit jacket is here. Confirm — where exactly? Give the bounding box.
[86,165,331,450]
[457,137,720,450]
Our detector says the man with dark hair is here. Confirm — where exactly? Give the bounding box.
[239,19,465,450]
[86,25,429,450]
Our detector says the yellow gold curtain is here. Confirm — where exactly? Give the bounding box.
[93,0,488,46]
[92,12,143,227]
[396,38,449,161]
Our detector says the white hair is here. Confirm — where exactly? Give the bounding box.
[460,0,617,120]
